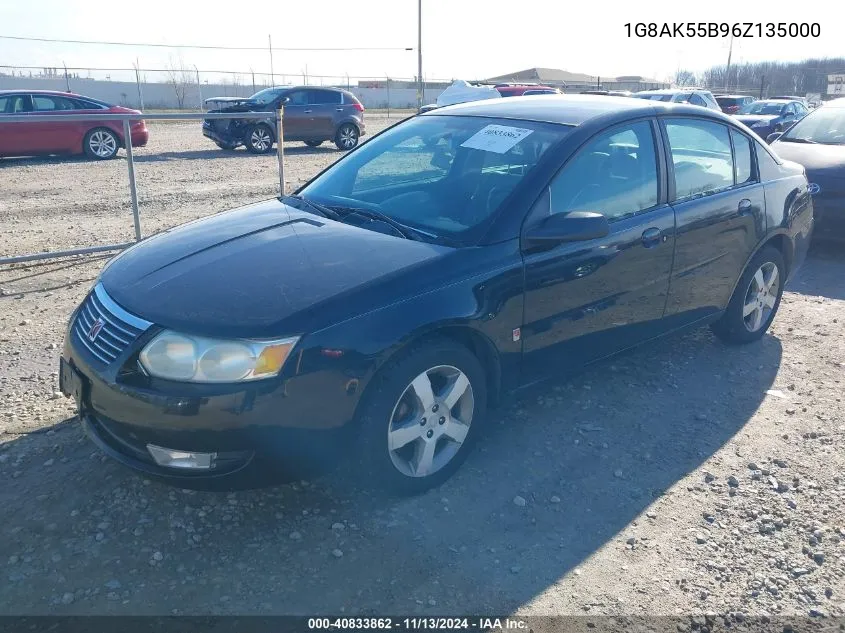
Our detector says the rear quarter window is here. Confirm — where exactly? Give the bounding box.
[755,141,783,181]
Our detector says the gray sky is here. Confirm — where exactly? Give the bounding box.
[0,0,839,84]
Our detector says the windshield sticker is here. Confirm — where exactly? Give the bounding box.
[460,125,534,154]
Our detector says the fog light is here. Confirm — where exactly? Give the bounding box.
[147,444,216,470]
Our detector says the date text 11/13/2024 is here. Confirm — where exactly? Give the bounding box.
[307,617,528,631]
[624,22,820,38]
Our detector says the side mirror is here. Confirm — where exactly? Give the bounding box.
[278,96,290,106]
[523,210,610,250]
[766,132,783,143]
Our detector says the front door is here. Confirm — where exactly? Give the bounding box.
[0,94,33,155]
[521,119,676,382]
[660,118,766,324]
[279,90,310,140]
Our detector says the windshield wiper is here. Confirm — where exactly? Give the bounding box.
[282,195,342,220]
[780,137,818,144]
[327,205,436,242]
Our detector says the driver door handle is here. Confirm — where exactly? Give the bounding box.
[304,109,312,113]
[738,199,753,215]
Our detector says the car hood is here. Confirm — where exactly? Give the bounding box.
[736,114,778,124]
[771,141,845,175]
[100,199,449,338]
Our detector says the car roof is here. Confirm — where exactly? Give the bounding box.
[715,94,752,99]
[823,98,845,108]
[421,93,732,127]
[635,88,701,95]
[0,89,84,96]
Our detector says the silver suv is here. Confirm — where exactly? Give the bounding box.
[633,89,721,111]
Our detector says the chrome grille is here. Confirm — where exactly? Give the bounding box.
[73,284,152,364]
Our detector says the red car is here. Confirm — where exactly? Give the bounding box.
[0,90,148,160]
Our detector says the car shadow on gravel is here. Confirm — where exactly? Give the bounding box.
[788,241,845,301]
[0,326,782,615]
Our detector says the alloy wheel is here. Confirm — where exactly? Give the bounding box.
[250,127,272,152]
[387,365,474,478]
[338,125,358,150]
[742,261,779,332]
[89,130,117,158]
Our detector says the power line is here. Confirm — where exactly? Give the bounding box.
[0,34,414,52]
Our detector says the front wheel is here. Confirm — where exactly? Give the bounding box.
[334,123,359,150]
[83,128,119,160]
[355,338,487,495]
[711,245,785,344]
[245,124,274,154]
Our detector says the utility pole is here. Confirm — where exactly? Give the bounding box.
[63,62,70,92]
[194,65,203,111]
[269,34,275,86]
[724,34,734,93]
[134,58,144,111]
[417,0,423,109]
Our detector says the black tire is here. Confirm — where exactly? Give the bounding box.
[215,141,236,150]
[245,123,275,154]
[334,123,360,150]
[304,140,323,148]
[353,338,487,495]
[83,128,120,160]
[711,245,785,345]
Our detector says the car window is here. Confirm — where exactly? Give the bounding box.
[665,119,734,200]
[284,91,309,106]
[32,95,77,111]
[548,121,659,222]
[302,115,567,241]
[71,98,105,110]
[731,130,755,185]
[689,94,707,107]
[309,90,342,105]
[783,103,795,115]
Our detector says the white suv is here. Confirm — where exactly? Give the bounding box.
[633,89,722,111]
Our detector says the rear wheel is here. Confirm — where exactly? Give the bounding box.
[354,338,487,495]
[83,128,119,160]
[304,140,323,148]
[711,245,785,344]
[334,123,359,150]
[245,124,274,154]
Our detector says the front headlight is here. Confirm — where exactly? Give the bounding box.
[139,331,299,383]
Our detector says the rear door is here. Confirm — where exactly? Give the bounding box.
[0,94,33,155]
[308,89,342,138]
[521,119,676,381]
[661,118,766,323]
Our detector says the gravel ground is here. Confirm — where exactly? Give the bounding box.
[1,119,844,618]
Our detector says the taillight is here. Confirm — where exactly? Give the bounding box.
[352,102,364,112]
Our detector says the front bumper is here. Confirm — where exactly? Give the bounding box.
[810,194,845,241]
[59,291,359,489]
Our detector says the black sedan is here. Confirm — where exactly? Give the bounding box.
[734,99,809,141]
[770,98,845,240]
[60,95,814,494]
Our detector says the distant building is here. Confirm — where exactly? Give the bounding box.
[483,68,669,93]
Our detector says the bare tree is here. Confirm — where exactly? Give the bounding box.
[166,55,193,109]
[674,69,698,87]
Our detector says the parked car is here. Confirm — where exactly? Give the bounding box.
[494,84,557,97]
[734,99,809,142]
[202,86,365,153]
[580,90,633,97]
[768,98,845,241]
[633,88,721,111]
[714,94,755,114]
[522,88,561,95]
[770,95,810,109]
[61,95,813,494]
[0,90,147,160]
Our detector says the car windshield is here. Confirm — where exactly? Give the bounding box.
[739,101,785,115]
[299,115,570,243]
[781,107,845,144]
[249,87,286,105]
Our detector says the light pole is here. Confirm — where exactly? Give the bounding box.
[724,34,734,93]
[417,0,423,110]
